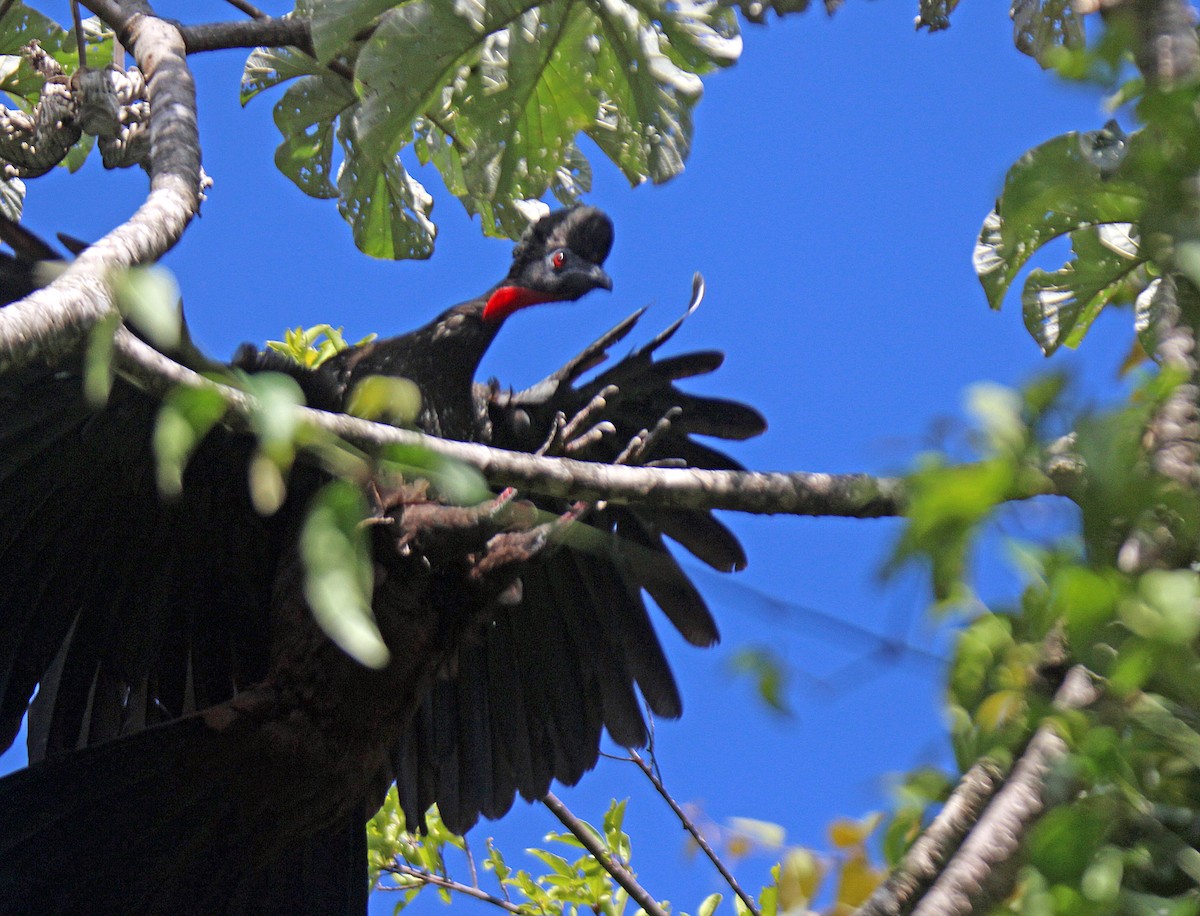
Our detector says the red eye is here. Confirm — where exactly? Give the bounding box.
[551,250,566,269]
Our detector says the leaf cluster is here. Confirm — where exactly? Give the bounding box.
[241,0,740,257]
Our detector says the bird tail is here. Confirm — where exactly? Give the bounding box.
[0,715,369,914]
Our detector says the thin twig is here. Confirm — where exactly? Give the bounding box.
[463,836,479,889]
[628,749,762,916]
[379,863,524,914]
[541,792,669,916]
[70,1,87,69]
[221,0,267,19]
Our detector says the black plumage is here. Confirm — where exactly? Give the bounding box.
[0,207,765,913]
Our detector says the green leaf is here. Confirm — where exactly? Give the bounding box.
[727,647,792,716]
[1021,224,1145,355]
[84,311,119,406]
[113,265,183,350]
[583,0,734,187]
[975,123,1146,311]
[380,444,490,505]
[273,72,356,199]
[153,386,228,497]
[352,0,738,235]
[337,119,436,259]
[310,0,397,64]
[300,480,390,668]
[347,374,422,424]
[697,892,723,916]
[241,44,325,105]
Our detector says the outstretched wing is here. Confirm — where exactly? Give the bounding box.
[393,279,767,834]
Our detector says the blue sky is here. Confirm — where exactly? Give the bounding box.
[1,2,1136,912]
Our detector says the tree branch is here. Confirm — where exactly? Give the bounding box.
[541,791,668,916]
[108,330,1075,517]
[857,758,1006,916]
[377,863,525,914]
[180,17,314,55]
[627,750,762,916]
[0,4,200,370]
[908,666,1101,916]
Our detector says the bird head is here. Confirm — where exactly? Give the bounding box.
[482,206,614,323]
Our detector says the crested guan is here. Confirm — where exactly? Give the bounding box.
[0,207,766,913]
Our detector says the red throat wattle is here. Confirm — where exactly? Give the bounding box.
[483,286,556,323]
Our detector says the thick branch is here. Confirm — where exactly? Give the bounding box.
[909,667,1100,916]
[180,17,314,54]
[0,6,200,370]
[857,759,1006,916]
[109,330,1072,517]
[112,328,903,516]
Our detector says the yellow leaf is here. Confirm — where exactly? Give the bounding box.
[835,852,883,908]
[777,848,822,911]
[828,813,881,850]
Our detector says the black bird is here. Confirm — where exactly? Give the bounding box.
[0,207,765,913]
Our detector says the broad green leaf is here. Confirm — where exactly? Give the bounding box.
[337,120,436,259]
[452,5,599,237]
[241,44,325,105]
[975,124,1146,310]
[352,0,738,234]
[273,72,356,198]
[61,133,94,172]
[0,4,70,103]
[352,0,545,163]
[300,480,390,668]
[1081,847,1124,904]
[310,0,397,64]
[1021,224,1145,355]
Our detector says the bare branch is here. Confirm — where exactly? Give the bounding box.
[180,17,314,54]
[106,329,1076,518]
[377,863,525,914]
[111,327,908,517]
[541,791,668,916]
[222,0,268,19]
[627,750,762,916]
[909,667,1101,916]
